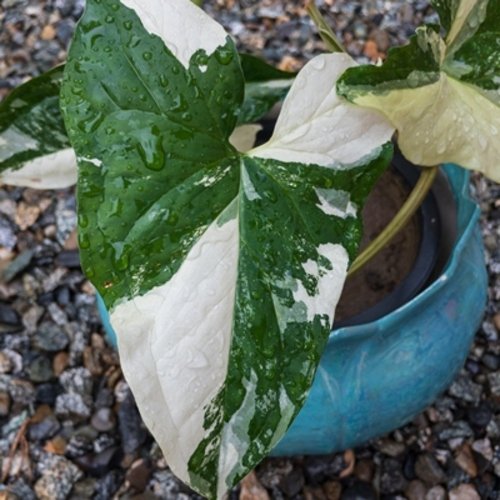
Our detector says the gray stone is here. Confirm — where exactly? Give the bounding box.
[59,367,93,403]
[0,303,22,332]
[0,214,17,250]
[28,415,61,441]
[33,323,69,352]
[448,375,482,405]
[425,486,447,500]
[449,484,481,500]
[35,453,83,500]
[55,393,91,420]
[380,458,408,494]
[2,250,35,283]
[482,353,500,371]
[27,354,53,382]
[437,421,474,441]
[415,453,447,486]
[70,478,96,500]
[118,390,148,454]
[8,379,35,405]
[91,407,116,432]
[405,480,427,500]
[488,372,500,397]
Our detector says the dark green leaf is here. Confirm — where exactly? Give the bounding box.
[0,66,70,173]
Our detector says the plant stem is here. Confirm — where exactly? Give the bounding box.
[348,166,440,277]
[305,0,346,53]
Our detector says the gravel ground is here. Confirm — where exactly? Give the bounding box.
[1,1,500,499]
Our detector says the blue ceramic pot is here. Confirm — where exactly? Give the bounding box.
[97,164,487,456]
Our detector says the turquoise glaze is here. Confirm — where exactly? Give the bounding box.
[97,164,487,456]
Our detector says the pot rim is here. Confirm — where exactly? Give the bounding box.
[329,163,480,343]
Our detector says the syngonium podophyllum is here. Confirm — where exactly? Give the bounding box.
[0,55,293,188]
[57,0,394,497]
[338,0,500,181]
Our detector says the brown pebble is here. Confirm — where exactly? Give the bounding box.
[278,55,302,73]
[30,404,53,424]
[239,470,269,500]
[64,228,79,250]
[53,351,70,377]
[369,27,390,52]
[0,351,12,374]
[125,459,152,492]
[83,346,104,376]
[322,480,342,500]
[363,39,380,61]
[44,436,67,455]
[493,313,500,333]
[0,491,17,500]
[405,479,426,500]
[455,443,477,477]
[425,485,447,500]
[15,202,40,230]
[354,459,374,482]
[304,486,327,500]
[40,24,56,40]
[0,391,11,417]
[340,449,355,478]
[449,483,480,500]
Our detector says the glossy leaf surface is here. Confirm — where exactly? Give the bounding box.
[238,53,295,123]
[61,0,393,497]
[0,66,76,188]
[338,0,500,181]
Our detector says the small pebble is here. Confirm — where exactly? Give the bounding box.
[405,479,427,500]
[91,407,116,432]
[449,483,481,500]
[0,390,11,416]
[415,453,447,486]
[425,485,447,500]
[0,351,13,373]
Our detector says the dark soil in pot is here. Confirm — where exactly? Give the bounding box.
[333,152,449,328]
[334,164,422,323]
[256,120,447,329]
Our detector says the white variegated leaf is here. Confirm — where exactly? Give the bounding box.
[61,0,394,497]
[251,53,394,166]
[0,149,77,189]
[0,66,75,189]
[229,124,263,153]
[338,2,500,180]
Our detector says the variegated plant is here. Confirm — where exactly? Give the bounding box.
[59,1,394,497]
[0,0,499,498]
[337,0,500,180]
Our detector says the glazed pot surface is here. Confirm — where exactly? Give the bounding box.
[272,164,486,455]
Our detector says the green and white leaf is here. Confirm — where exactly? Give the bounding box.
[238,54,295,124]
[0,52,288,190]
[61,0,393,498]
[337,0,500,181]
[0,66,77,188]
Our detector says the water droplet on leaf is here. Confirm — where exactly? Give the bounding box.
[215,47,234,65]
[136,128,165,171]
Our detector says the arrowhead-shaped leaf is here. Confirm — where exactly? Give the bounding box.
[61,1,393,497]
[0,66,76,188]
[0,51,289,190]
[337,0,500,181]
